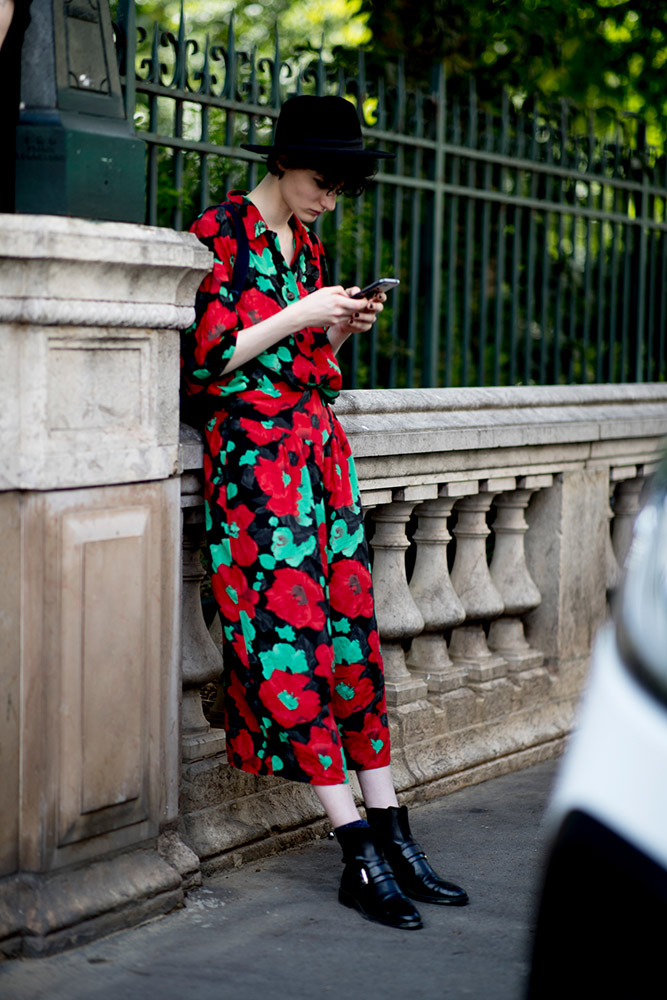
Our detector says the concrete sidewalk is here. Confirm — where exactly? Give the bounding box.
[0,759,559,1000]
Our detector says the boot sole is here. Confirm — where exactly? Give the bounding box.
[338,889,423,930]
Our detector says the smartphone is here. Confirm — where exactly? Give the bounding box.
[351,278,400,299]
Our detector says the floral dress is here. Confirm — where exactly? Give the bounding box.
[181,192,391,785]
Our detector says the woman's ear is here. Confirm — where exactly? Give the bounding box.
[275,155,289,178]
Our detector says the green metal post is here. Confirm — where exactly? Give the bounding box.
[15,0,145,222]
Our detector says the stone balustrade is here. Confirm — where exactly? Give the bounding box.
[179,383,667,872]
[2,210,666,955]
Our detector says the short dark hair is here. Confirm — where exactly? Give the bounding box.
[265,150,376,197]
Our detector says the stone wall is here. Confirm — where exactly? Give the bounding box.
[0,214,212,957]
[180,384,667,873]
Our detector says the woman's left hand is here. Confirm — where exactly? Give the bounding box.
[327,288,386,352]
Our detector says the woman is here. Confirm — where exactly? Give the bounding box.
[181,95,468,929]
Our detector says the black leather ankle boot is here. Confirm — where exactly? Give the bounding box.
[366,805,469,906]
[335,826,423,930]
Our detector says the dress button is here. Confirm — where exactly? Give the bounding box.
[285,290,296,301]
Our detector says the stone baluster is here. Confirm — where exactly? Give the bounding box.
[605,479,622,601]
[181,456,226,762]
[369,493,429,705]
[487,476,552,671]
[406,492,466,692]
[611,471,645,569]
[448,481,511,683]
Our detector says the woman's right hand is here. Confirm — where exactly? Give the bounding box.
[289,285,362,329]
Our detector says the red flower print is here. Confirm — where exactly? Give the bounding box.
[203,453,214,500]
[291,725,344,782]
[212,565,259,622]
[265,568,326,630]
[317,522,329,574]
[228,670,260,731]
[205,419,224,462]
[194,298,235,365]
[192,209,221,240]
[259,670,321,727]
[292,409,318,440]
[343,720,391,769]
[328,560,374,618]
[226,504,258,566]
[332,663,375,719]
[230,630,250,668]
[314,642,334,680]
[255,441,305,518]
[292,353,320,385]
[368,629,382,665]
[322,445,353,507]
[240,418,285,446]
[242,383,303,416]
[227,729,261,772]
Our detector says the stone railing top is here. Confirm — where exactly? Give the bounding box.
[0,213,211,270]
[334,384,667,460]
[0,213,212,330]
[335,383,667,415]
[180,384,667,482]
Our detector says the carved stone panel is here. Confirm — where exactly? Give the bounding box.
[17,479,179,873]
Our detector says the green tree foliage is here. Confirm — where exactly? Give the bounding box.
[362,1,667,127]
[126,0,371,53]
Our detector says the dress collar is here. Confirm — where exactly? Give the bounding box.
[226,190,317,258]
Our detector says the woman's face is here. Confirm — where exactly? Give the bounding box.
[277,167,343,223]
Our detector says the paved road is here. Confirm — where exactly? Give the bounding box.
[0,760,559,1000]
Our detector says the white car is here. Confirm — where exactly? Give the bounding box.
[527,454,667,999]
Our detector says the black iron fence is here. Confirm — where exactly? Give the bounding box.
[114,0,667,389]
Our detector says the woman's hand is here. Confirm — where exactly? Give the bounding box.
[327,288,386,354]
[289,285,362,329]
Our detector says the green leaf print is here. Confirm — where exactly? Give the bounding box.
[278,690,299,710]
[255,247,278,276]
[239,448,259,467]
[330,520,365,557]
[209,542,231,571]
[276,624,296,641]
[239,610,256,644]
[333,636,363,664]
[259,643,309,678]
[270,526,316,567]
[335,682,355,701]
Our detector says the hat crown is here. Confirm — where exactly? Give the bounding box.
[274,96,363,151]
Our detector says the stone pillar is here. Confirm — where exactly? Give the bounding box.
[370,496,428,705]
[487,477,551,672]
[0,214,211,957]
[612,472,646,569]
[448,482,510,683]
[407,493,466,692]
[524,468,609,693]
[180,456,226,762]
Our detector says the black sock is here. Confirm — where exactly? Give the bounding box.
[335,819,369,832]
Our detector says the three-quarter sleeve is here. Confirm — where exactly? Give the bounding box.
[181,207,243,395]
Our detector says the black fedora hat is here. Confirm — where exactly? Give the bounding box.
[241,95,394,159]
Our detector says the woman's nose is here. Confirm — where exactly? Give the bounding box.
[322,190,337,211]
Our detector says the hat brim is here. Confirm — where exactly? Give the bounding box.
[240,142,395,159]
